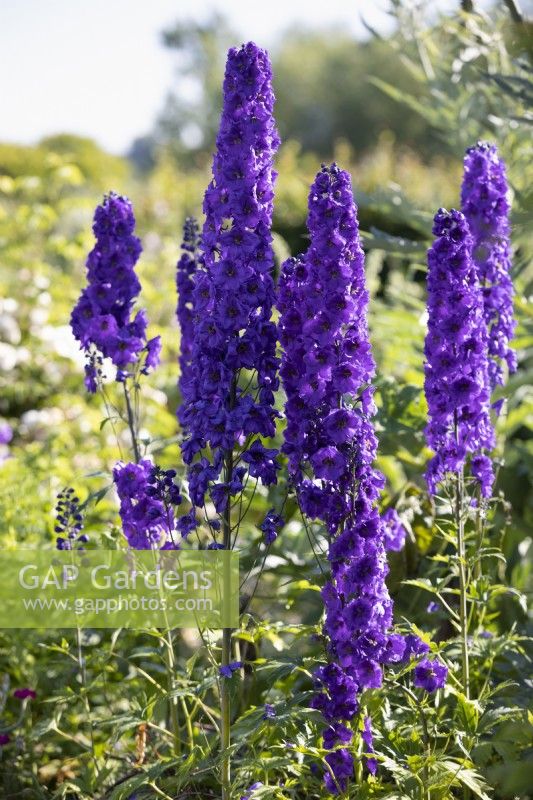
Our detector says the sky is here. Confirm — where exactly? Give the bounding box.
[0,0,504,154]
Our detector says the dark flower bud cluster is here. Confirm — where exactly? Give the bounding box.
[260,509,284,545]
[54,488,88,550]
[113,460,186,550]
[279,164,406,790]
[176,217,201,425]
[178,42,281,507]
[71,193,161,392]
[461,142,516,388]
[424,208,495,497]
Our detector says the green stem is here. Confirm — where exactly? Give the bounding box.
[221,444,233,800]
[123,381,140,463]
[164,630,181,758]
[453,415,470,699]
[455,464,470,699]
[181,696,195,750]
[76,627,99,776]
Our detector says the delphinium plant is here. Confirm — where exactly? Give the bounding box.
[176,41,281,799]
[425,144,517,679]
[69,191,191,775]
[45,33,526,800]
[423,206,496,698]
[278,163,446,794]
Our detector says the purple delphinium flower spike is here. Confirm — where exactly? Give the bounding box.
[178,42,281,509]
[71,193,160,392]
[279,164,403,791]
[176,217,201,427]
[113,460,184,549]
[461,142,516,388]
[424,208,495,498]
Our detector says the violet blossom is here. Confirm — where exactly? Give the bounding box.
[461,142,516,388]
[279,164,403,791]
[424,208,495,497]
[113,460,185,549]
[71,193,160,392]
[178,42,280,511]
[414,658,448,693]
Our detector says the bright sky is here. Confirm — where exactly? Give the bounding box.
[0,0,498,154]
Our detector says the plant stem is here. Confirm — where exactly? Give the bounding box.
[455,463,470,699]
[123,381,140,463]
[453,414,470,699]
[503,0,524,24]
[76,627,99,776]
[221,444,233,800]
[219,374,238,799]
[164,630,182,758]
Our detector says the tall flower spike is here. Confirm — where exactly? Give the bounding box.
[71,193,161,392]
[424,208,495,498]
[179,42,281,504]
[176,217,201,427]
[461,142,516,388]
[279,165,403,792]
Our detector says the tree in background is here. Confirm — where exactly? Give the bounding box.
[130,11,437,171]
[129,14,236,170]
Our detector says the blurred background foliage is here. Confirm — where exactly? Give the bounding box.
[0,1,531,797]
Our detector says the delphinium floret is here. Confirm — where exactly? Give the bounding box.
[424,208,495,498]
[279,164,410,791]
[178,42,281,517]
[461,142,516,388]
[71,193,161,392]
[414,658,448,692]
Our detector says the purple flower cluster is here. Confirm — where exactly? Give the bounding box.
[414,658,448,692]
[219,660,242,678]
[279,164,401,791]
[424,208,495,497]
[382,507,407,552]
[461,142,516,388]
[54,488,88,550]
[260,509,284,544]
[176,217,201,422]
[113,460,186,549]
[178,43,281,507]
[71,193,161,392]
